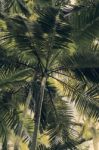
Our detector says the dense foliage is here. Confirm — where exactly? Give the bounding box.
[0,0,99,150]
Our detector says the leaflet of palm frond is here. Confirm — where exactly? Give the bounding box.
[0,91,21,141]
[21,115,34,143]
[0,45,22,68]
[0,16,45,67]
[16,0,30,17]
[0,0,14,12]
[36,7,71,41]
[70,2,99,31]
[70,2,99,49]
[75,20,99,51]
[46,129,77,150]
[37,7,71,43]
[51,76,99,120]
[74,68,99,83]
[73,52,99,82]
[0,7,72,72]
[4,0,30,16]
[0,68,33,88]
[3,18,30,46]
[0,18,31,52]
[72,83,99,120]
[50,140,77,150]
[61,50,99,82]
[36,7,58,33]
[34,7,72,70]
[0,46,36,75]
[12,86,29,105]
[46,99,77,150]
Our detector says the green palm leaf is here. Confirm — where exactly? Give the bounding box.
[0,68,33,88]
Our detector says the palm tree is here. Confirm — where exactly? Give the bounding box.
[0,2,72,150]
[0,0,99,150]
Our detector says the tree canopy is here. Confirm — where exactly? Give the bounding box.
[0,0,99,150]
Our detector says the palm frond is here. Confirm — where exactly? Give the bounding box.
[0,91,21,145]
[72,83,99,120]
[69,2,99,51]
[46,96,78,150]
[0,68,33,88]
[50,74,99,120]
[0,0,30,16]
[0,5,72,72]
[0,0,14,12]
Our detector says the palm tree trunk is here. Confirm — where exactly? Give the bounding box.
[30,76,47,150]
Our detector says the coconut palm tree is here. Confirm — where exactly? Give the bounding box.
[0,0,99,150]
[0,1,72,150]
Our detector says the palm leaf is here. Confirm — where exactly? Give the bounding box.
[0,91,21,145]
[0,0,30,16]
[50,74,99,120]
[0,68,33,88]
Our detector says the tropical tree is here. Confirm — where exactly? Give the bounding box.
[0,0,99,150]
